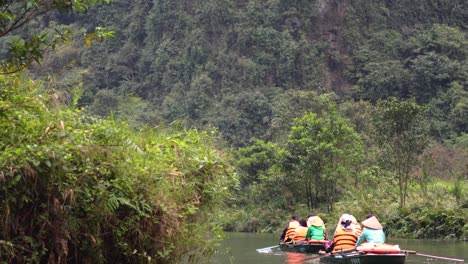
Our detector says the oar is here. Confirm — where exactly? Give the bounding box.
[401,250,464,262]
[256,245,279,252]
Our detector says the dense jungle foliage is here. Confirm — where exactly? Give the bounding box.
[0,0,467,262]
[0,74,236,262]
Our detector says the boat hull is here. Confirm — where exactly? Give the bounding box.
[319,252,406,264]
[279,242,326,254]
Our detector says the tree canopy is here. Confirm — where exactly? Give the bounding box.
[284,110,363,212]
[0,0,113,74]
[372,98,429,208]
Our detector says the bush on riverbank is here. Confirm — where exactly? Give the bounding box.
[0,75,236,263]
[385,207,467,240]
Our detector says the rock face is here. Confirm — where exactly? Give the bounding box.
[316,0,349,95]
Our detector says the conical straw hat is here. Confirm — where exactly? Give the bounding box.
[307,216,324,227]
[361,216,383,230]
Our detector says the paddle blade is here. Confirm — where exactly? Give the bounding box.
[256,245,279,253]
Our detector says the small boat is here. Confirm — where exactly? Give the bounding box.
[317,243,407,264]
[279,240,327,254]
[318,251,406,264]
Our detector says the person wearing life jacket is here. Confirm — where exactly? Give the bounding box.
[305,215,327,240]
[279,215,300,243]
[335,213,361,238]
[294,219,308,241]
[325,214,359,253]
[355,216,385,247]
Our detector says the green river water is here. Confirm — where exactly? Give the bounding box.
[213,232,467,264]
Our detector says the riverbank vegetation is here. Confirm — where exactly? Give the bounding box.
[227,96,467,240]
[0,0,467,262]
[0,74,236,262]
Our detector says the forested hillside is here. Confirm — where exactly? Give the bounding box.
[29,0,468,233]
[29,0,466,146]
[0,0,467,262]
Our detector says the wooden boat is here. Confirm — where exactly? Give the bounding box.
[279,240,327,254]
[317,243,407,264]
[319,251,406,264]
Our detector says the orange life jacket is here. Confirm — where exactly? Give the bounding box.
[333,227,357,253]
[294,226,308,241]
[284,220,300,241]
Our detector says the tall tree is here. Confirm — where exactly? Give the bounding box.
[372,98,429,208]
[283,109,362,212]
[236,139,279,189]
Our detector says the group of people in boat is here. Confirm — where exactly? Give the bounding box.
[279,214,328,242]
[279,213,386,253]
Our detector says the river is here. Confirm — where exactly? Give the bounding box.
[213,232,467,264]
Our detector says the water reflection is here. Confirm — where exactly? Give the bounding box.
[285,252,306,264]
